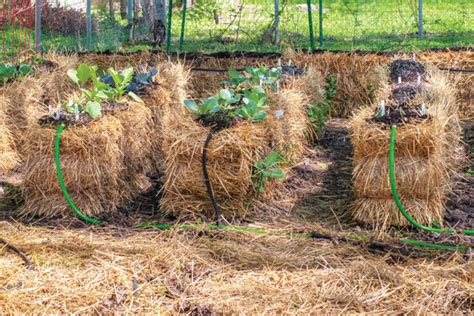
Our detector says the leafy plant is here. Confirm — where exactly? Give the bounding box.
[41,1,90,36]
[65,64,145,120]
[234,87,269,122]
[223,66,282,90]
[306,74,337,137]
[253,151,285,193]
[0,62,33,85]
[68,64,109,103]
[184,88,239,117]
[103,67,143,103]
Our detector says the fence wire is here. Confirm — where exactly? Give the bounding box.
[1,0,473,60]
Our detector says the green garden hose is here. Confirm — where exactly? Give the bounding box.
[389,125,473,236]
[389,124,473,251]
[55,124,101,225]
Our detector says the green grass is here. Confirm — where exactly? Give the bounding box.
[1,0,472,58]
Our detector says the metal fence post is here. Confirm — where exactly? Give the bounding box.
[179,0,187,51]
[418,0,424,38]
[319,0,323,48]
[35,0,41,53]
[166,0,172,53]
[86,0,92,51]
[307,0,315,50]
[274,0,280,45]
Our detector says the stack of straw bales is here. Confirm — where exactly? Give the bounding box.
[160,67,320,220]
[18,61,187,218]
[351,64,461,230]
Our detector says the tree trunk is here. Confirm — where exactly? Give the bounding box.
[120,0,127,19]
[151,0,166,46]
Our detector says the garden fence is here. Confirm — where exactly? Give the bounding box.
[1,0,473,61]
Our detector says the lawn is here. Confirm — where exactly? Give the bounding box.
[0,0,473,58]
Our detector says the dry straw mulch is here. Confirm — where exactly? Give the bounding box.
[0,98,18,173]
[0,221,472,314]
[351,68,462,230]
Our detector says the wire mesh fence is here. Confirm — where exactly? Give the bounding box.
[0,0,473,60]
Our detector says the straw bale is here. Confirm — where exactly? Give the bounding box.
[286,51,390,117]
[142,62,189,172]
[161,110,269,219]
[352,197,445,231]
[265,87,309,164]
[353,156,448,199]
[20,116,125,218]
[113,101,154,194]
[352,108,448,160]
[0,98,18,173]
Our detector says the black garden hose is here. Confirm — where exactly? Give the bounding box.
[202,128,223,226]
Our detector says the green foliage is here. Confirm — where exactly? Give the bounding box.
[306,74,337,137]
[104,67,143,103]
[223,66,282,91]
[187,0,222,21]
[466,167,473,177]
[0,62,32,85]
[253,151,286,193]
[64,64,143,120]
[185,86,271,123]
[184,88,239,117]
[234,87,269,122]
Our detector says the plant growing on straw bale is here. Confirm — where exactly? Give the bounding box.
[18,63,171,218]
[0,62,32,85]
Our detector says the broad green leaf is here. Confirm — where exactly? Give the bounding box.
[121,68,134,82]
[128,91,143,103]
[18,63,31,76]
[77,64,91,85]
[85,101,102,119]
[219,89,232,101]
[67,69,79,85]
[253,111,266,122]
[96,91,109,99]
[184,100,199,113]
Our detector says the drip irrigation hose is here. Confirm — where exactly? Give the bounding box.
[55,124,101,225]
[389,125,473,250]
[202,129,223,226]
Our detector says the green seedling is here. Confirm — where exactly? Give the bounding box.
[105,67,143,103]
[223,66,282,90]
[0,62,33,85]
[184,88,239,117]
[253,151,285,193]
[306,74,337,137]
